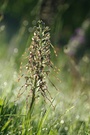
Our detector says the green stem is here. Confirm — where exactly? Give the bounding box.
[29,87,35,112]
[29,76,37,114]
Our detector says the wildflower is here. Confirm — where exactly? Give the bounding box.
[17,20,57,111]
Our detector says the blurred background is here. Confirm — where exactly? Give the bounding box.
[0,0,90,120]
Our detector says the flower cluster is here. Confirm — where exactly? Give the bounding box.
[26,20,51,98]
[17,20,54,110]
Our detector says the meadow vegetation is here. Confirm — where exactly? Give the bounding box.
[0,0,90,135]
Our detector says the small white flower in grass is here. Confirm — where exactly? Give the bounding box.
[42,128,47,131]
[76,115,80,119]
[18,131,21,134]
[60,119,64,124]
[65,127,68,131]
[4,81,7,86]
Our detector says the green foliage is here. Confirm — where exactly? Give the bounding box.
[0,99,18,134]
[0,99,90,135]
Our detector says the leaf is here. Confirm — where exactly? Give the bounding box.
[37,109,50,135]
[1,118,12,131]
[0,98,3,106]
